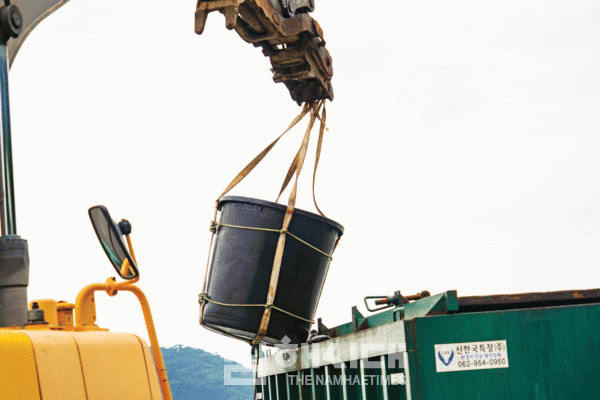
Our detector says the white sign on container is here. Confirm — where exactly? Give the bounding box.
[434,340,509,373]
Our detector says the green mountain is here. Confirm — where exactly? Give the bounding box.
[161,345,254,400]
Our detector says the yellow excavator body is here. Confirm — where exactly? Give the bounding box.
[0,329,162,400]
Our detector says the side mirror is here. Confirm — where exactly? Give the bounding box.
[88,205,139,280]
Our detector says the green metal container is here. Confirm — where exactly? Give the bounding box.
[254,289,600,400]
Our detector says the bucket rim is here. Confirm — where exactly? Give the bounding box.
[218,196,344,235]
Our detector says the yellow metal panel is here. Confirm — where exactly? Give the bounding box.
[137,335,163,399]
[0,330,41,400]
[73,332,156,400]
[24,331,87,400]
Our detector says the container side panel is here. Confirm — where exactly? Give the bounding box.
[327,364,345,400]
[383,354,408,400]
[267,375,275,400]
[256,377,267,400]
[313,366,328,399]
[344,362,362,400]
[363,357,385,399]
[286,372,301,400]
[406,304,600,400]
[298,370,314,400]
[277,372,288,399]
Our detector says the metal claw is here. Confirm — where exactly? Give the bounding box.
[195,0,241,35]
[194,9,209,34]
[222,6,238,30]
[194,0,333,104]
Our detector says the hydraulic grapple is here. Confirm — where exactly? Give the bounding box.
[194,0,333,104]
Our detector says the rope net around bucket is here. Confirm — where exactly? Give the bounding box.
[199,100,340,346]
[209,221,333,260]
[197,294,315,324]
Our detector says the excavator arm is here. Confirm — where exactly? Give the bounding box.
[195,0,333,104]
[1,0,71,68]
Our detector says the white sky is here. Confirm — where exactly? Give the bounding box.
[8,0,600,367]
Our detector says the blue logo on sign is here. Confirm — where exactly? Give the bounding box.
[438,350,454,366]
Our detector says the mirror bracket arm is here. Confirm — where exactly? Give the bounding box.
[74,278,141,326]
[74,284,102,328]
[73,280,173,400]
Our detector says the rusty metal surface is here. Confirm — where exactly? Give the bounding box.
[458,288,600,312]
[365,290,431,313]
[195,0,333,104]
[374,290,431,306]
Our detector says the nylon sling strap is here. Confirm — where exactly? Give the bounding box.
[216,103,311,200]
[199,102,311,329]
[276,103,328,217]
[199,100,328,345]
[312,105,327,217]
[252,102,323,345]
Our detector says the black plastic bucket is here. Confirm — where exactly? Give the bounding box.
[201,196,344,344]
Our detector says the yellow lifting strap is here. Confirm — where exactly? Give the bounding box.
[216,102,311,201]
[276,102,328,217]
